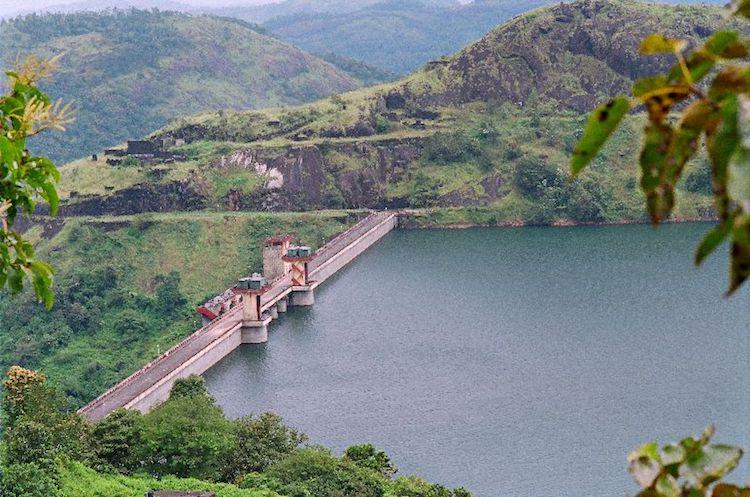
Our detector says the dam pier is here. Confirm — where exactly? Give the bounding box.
[79,211,398,422]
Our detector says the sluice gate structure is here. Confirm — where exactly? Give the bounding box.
[79,212,398,422]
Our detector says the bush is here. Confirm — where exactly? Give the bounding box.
[169,375,209,401]
[90,408,145,474]
[139,393,235,480]
[225,412,308,481]
[409,172,442,208]
[514,155,562,198]
[266,448,384,497]
[684,162,713,195]
[0,463,61,497]
[344,444,397,478]
[424,131,482,164]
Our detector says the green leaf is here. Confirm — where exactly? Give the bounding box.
[0,135,21,168]
[7,267,24,294]
[728,148,750,204]
[706,95,740,221]
[633,76,669,98]
[640,123,675,223]
[641,34,688,54]
[629,442,663,488]
[695,222,732,266]
[705,31,749,59]
[655,474,680,497]
[681,444,743,486]
[571,96,630,175]
[729,216,750,294]
[661,444,687,466]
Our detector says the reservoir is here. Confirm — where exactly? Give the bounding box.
[205,223,750,497]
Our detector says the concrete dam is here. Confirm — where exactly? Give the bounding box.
[79,211,398,422]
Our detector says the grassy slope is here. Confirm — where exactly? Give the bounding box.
[0,211,357,404]
[0,10,359,163]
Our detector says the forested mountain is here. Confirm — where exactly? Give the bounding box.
[0,9,360,162]
[55,0,725,221]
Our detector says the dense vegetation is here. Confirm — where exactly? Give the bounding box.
[0,369,473,497]
[0,212,356,405]
[0,9,359,163]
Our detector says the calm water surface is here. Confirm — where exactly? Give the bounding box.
[205,224,750,497]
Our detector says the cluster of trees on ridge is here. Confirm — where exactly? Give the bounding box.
[0,367,473,497]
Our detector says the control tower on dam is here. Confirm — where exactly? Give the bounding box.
[79,211,398,422]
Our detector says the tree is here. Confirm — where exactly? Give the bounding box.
[225,412,308,481]
[344,443,397,478]
[139,383,234,480]
[0,55,72,308]
[571,3,750,294]
[90,408,144,474]
[1,366,90,464]
[168,374,209,401]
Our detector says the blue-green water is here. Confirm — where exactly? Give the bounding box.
[205,224,750,497]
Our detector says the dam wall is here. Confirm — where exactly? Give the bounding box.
[309,213,398,286]
[80,211,398,421]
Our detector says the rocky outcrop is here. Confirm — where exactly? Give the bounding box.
[48,181,206,217]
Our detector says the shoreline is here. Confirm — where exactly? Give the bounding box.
[395,211,717,230]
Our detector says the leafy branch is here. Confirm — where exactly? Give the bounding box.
[571,1,750,294]
[0,55,72,308]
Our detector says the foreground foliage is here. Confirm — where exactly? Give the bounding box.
[628,427,746,497]
[0,368,473,497]
[572,0,750,293]
[0,56,70,307]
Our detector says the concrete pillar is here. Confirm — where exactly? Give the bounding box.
[270,305,279,319]
[241,324,268,344]
[291,287,315,307]
[277,298,288,313]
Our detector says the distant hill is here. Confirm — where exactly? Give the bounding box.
[208,0,460,23]
[263,0,549,75]
[262,0,729,75]
[0,9,360,162]
[56,0,729,225]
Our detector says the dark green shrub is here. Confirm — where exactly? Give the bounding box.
[225,412,308,481]
[266,448,384,497]
[424,131,482,164]
[0,463,61,497]
[514,155,562,198]
[344,444,397,477]
[684,162,713,195]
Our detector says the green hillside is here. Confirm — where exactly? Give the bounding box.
[57,0,724,223]
[0,211,358,404]
[0,10,360,163]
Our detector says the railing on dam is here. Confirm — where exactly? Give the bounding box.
[78,211,398,422]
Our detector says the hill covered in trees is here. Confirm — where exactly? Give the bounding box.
[55,0,726,224]
[0,9,360,163]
